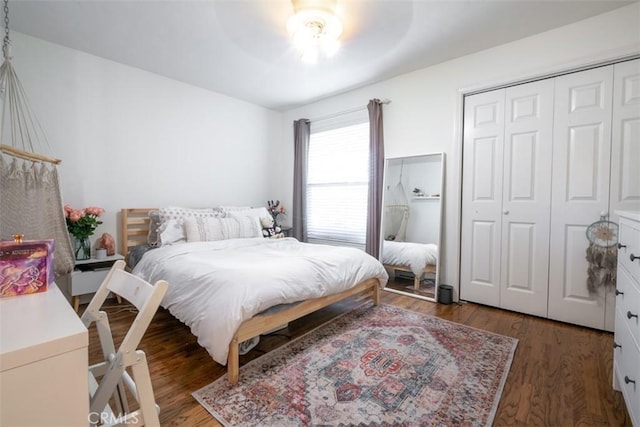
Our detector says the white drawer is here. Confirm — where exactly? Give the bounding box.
[614,309,640,426]
[616,266,640,349]
[619,218,640,279]
[71,268,110,296]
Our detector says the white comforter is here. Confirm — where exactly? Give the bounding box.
[132,237,388,365]
[382,240,438,276]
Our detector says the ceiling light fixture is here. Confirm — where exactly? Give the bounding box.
[287,0,343,64]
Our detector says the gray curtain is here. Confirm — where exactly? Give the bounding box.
[366,99,384,258]
[292,119,310,241]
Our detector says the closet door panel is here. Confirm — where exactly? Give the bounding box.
[548,66,613,329]
[607,59,640,331]
[499,80,554,316]
[461,89,505,306]
[610,59,640,220]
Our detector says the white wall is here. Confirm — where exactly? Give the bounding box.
[278,3,640,294]
[6,32,282,245]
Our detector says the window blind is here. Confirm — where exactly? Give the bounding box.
[307,121,369,249]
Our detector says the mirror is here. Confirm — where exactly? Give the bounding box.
[379,153,445,302]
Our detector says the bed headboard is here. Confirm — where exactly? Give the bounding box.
[120,208,156,261]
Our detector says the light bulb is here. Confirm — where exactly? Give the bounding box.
[301,45,319,64]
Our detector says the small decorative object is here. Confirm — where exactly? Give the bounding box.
[98,233,116,256]
[64,205,104,260]
[412,188,424,197]
[74,237,91,261]
[260,216,282,238]
[95,248,107,260]
[267,200,286,227]
[0,237,54,298]
[585,214,619,294]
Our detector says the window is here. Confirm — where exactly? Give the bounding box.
[306,117,369,248]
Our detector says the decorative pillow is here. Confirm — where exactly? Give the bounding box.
[147,210,161,247]
[158,206,220,224]
[183,217,225,242]
[222,216,263,239]
[184,216,263,242]
[158,219,187,245]
[227,207,271,221]
[219,205,251,213]
[156,207,223,245]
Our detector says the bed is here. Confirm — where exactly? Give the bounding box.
[120,208,388,384]
[381,240,438,290]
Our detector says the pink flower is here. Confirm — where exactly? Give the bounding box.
[69,210,83,222]
[64,204,105,239]
[85,206,104,216]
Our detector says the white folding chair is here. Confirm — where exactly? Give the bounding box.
[81,260,168,427]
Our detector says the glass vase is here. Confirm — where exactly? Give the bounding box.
[74,237,91,260]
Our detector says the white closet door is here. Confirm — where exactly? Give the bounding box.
[607,58,640,331]
[610,59,640,220]
[499,79,554,317]
[548,65,614,329]
[460,89,505,307]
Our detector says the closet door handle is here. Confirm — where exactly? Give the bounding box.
[624,376,636,385]
[615,289,624,296]
[614,342,622,349]
[631,254,639,262]
[627,311,638,320]
[617,242,627,250]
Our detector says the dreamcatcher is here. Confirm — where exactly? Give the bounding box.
[585,214,618,294]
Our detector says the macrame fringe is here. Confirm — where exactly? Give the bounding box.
[585,243,617,294]
[1,155,74,277]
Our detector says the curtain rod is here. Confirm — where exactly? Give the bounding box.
[310,98,391,123]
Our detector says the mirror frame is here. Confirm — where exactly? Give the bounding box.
[379,152,445,302]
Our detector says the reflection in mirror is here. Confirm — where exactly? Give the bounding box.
[380,153,445,302]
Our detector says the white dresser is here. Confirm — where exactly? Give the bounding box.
[0,283,89,426]
[614,210,640,426]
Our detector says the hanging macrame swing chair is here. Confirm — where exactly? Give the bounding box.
[383,161,410,242]
[0,0,74,277]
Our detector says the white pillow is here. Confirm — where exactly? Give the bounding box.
[183,217,225,242]
[184,216,263,242]
[219,205,251,213]
[227,207,271,221]
[157,207,223,245]
[159,206,220,223]
[158,219,187,245]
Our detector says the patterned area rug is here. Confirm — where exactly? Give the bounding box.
[193,303,518,426]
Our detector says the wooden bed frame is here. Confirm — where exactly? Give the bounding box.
[120,208,380,384]
[384,263,436,290]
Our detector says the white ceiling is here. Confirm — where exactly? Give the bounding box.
[7,0,633,111]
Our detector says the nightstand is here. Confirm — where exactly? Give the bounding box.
[71,254,124,312]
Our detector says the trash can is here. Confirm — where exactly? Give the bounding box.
[438,284,453,304]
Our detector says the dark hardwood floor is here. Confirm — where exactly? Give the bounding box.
[88,287,632,426]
